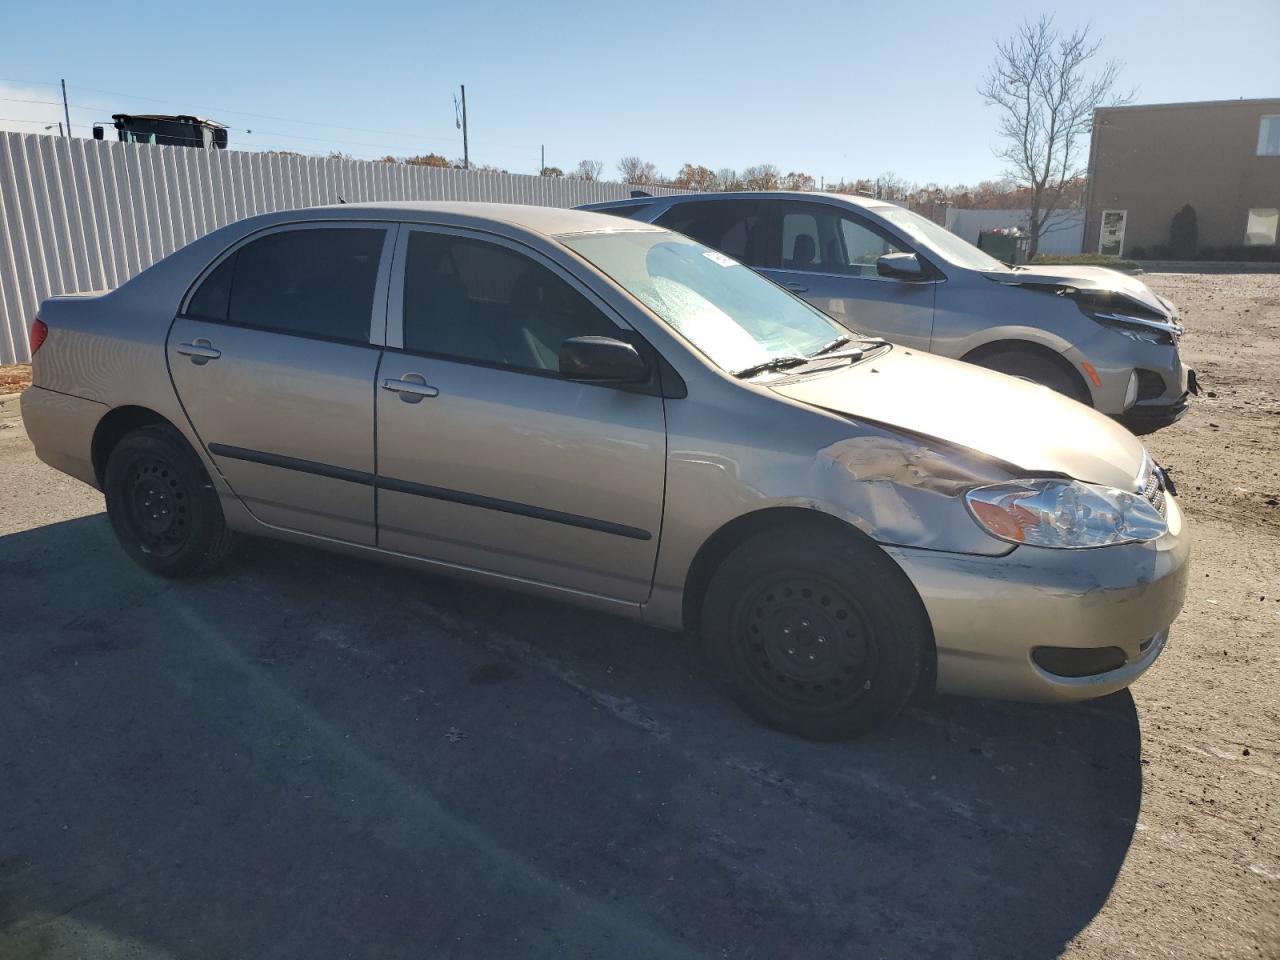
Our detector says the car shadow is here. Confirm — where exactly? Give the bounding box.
[1,515,1142,960]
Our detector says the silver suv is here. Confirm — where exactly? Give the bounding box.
[583,193,1196,433]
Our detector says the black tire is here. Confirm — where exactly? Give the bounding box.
[972,348,1092,406]
[103,423,236,577]
[702,526,929,740]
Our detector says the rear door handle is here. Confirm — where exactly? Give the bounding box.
[381,375,439,403]
[784,282,808,293]
[176,338,221,364]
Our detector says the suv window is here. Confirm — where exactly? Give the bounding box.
[654,200,770,266]
[774,202,906,277]
[190,227,385,342]
[401,231,619,374]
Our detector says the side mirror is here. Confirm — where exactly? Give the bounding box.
[877,252,925,280]
[92,125,104,140]
[559,336,649,384]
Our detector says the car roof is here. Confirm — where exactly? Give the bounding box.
[585,191,899,212]
[278,201,667,238]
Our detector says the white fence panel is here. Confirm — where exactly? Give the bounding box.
[0,131,687,364]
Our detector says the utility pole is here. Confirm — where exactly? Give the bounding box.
[458,85,469,170]
[541,144,545,174]
[60,79,71,137]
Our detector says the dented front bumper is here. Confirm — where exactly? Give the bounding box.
[883,494,1190,703]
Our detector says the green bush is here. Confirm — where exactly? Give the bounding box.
[1029,253,1142,271]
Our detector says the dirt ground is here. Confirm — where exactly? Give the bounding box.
[0,271,1276,959]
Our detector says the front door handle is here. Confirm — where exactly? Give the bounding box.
[784,282,808,293]
[176,338,221,364]
[381,374,439,403]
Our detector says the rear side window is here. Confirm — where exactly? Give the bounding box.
[655,200,770,266]
[186,254,235,321]
[401,231,618,374]
[188,227,385,343]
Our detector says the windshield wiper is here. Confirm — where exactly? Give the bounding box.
[734,356,810,379]
[809,336,852,357]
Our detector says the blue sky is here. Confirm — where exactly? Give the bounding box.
[2,0,1276,185]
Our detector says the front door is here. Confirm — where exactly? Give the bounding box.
[375,226,667,602]
[757,200,937,350]
[167,222,393,544]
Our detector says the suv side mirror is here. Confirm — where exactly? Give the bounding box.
[876,252,925,280]
[559,336,649,384]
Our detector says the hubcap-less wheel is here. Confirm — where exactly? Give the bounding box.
[735,574,878,713]
[122,456,189,557]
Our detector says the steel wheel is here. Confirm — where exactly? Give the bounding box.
[733,574,878,716]
[121,455,191,557]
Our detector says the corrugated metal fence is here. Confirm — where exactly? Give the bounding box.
[0,131,686,364]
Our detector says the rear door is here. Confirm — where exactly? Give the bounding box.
[168,222,394,544]
[375,226,667,602]
[757,201,937,349]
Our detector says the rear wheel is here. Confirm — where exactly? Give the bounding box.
[971,348,1092,406]
[104,424,235,577]
[702,526,928,740]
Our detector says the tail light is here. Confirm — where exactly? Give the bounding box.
[30,317,48,355]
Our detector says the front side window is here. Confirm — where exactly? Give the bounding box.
[774,203,906,277]
[562,230,850,375]
[187,227,385,343]
[401,232,619,373]
[1258,116,1280,156]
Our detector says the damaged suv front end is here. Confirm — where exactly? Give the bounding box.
[990,265,1197,433]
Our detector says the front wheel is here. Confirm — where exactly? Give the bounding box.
[702,526,929,740]
[972,348,1092,406]
[103,424,236,577]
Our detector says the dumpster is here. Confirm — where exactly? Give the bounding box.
[977,228,1029,265]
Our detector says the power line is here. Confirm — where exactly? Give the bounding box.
[0,77,538,152]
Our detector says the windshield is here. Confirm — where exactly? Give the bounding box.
[874,205,1011,273]
[561,230,851,374]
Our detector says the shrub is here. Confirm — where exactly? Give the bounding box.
[1029,253,1141,271]
[1169,204,1199,258]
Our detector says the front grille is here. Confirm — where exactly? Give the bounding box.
[1139,459,1168,518]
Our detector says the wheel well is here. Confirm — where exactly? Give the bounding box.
[961,339,1092,405]
[90,406,175,487]
[681,507,937,693]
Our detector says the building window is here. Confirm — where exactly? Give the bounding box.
[1259,116,1280,156]
[1245,208,1279,246]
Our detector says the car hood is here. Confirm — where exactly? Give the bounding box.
[986,265,1175,319]
[772,347,1148,490]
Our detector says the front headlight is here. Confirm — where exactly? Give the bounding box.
[1092,312,1182,345]
[966,478,1167,548]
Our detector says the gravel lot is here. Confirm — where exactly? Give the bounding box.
[1,270,1276,959]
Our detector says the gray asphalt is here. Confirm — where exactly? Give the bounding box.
[1,405,1141,960]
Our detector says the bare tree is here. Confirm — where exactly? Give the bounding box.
[873,171,912,200]
[780,171,816,192]
[740,164,781,191]
[572,159,604,181]
[980,16,1130,257]
[673,163,717,190]
[714,168,742,191]
[618,156,659,184]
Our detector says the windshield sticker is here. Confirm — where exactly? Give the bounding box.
[702,250,737,268]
